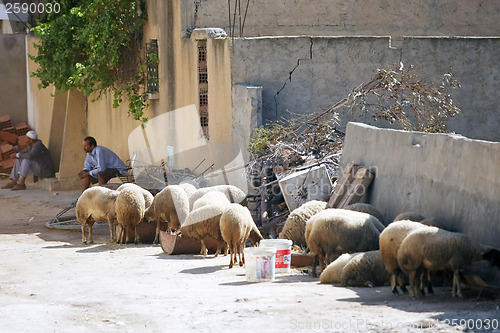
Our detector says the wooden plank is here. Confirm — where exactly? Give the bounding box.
[337,167,375,208]
[326,163,360,208]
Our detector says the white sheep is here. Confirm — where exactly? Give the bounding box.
[346,203,386,226]
[117,183,154,208]
[188,185,246,210]
[180,204,227,256]
[397,226,500,298]
[306,209,381,277]
[341,250,391,287]
[393,212,425,222]
[115,185,146,244]
[179,181,199,198]
[220,203,254,268]
[319,253,361,284]
[76,187,120,243]
[144,185,189,244]
[192,191,231,211]
[379,220,429,295]
[278,200,327,248]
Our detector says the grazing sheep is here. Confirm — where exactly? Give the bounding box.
[279,200,327,247]
[144,185,189,244]
[320,253,361,284]
[306,209,381,277]
[179,181,199,198]
[192,191,231,211]
[393,212,425,222]
[188,185,246,210]
[76,187,120,243]
[379,220,430,295]
[115,186,146,244]
[341,250,390,287]
[117,183,154,208]
[397,226,500,298]
[220,204,254,268]
[248,223,264,246]
[346,203,386,226]
[180,204,227,256]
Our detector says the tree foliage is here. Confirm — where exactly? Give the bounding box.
[30,0,149,122]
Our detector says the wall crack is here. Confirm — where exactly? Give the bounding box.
[273,38,314,117]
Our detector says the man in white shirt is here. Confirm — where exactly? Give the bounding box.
[78,136,128,192]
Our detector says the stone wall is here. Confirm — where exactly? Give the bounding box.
[340,122,500,247]
[230,36,500,142]
[181,0,500,37]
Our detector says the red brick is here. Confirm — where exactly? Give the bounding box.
[0,114,12,130]
[0,130,18,145]
[17,135,29,151]
[15,122,29,136]
[0,158,15,174]
[1,143,14,160]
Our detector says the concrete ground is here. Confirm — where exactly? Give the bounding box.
[1,179,499,333]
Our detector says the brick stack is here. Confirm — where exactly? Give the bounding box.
[0,114,31,175]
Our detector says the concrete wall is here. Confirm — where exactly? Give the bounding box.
[0,34,27,125]
[181,0,500,37]
[86,0,236,179]
[340,122,500,248]
[230,36,500,142]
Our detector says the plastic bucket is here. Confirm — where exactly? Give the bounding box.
[244,247,276,282]
[260,239,292,274]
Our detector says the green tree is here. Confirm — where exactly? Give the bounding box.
[30,0,149,123]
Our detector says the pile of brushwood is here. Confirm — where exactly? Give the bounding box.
[247,63,461,236]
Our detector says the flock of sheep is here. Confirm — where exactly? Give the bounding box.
[75,182,263,268]
[279,201,500,298]
[75,181,500,298]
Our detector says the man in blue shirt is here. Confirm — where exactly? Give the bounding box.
[78,136,128,192]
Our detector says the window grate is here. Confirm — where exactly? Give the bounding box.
[146,39,159,94]
[198,41,208,139]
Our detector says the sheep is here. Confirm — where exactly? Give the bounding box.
[346,203,386,226]
[341,250,391,287]
[278,200,327,248]
[180,204,227,256]
[115,185,146,244]
[117,183,154,208]
[179,181,199,198]
[220,203,254,268]
[192,191,231,211]
[306,209,381,277]
[144,185,189,244]
[76,187,120,244]
[379,220,430,295]
[248,223,264,246]
[397,226,500,298]
[188,185,246,210]
[393,212,425,222]
[420,217,448,230]
[319,253,361,284]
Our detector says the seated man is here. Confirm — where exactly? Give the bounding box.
[2,130,55,191]
[78,136,128,192]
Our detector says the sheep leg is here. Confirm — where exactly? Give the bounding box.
[228,242,234,269]
[153,220,160,244]
[88,223,93,244]
[238,244,244,267]
[134,226,140,244]
[200,240,207,255]
[398,273,408,294]
[81,223,87,244]
[408,270,417,299]
[391,274,399,295]
[312,254,319,278]
[426,270,434,295]
[452,270,463,298]
[118,226,124,244]
[108,220,115,242]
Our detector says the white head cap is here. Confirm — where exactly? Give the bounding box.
[26,130,38,140]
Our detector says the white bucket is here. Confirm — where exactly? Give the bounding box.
[244,247,276,282]
[259,239,292,274]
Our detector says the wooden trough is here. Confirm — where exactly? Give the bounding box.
[159,231,220,255]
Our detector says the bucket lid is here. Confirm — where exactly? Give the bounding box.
[259,239,292,247]
[244,246,276,255]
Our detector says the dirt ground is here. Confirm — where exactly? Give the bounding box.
[1,179,499,333]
